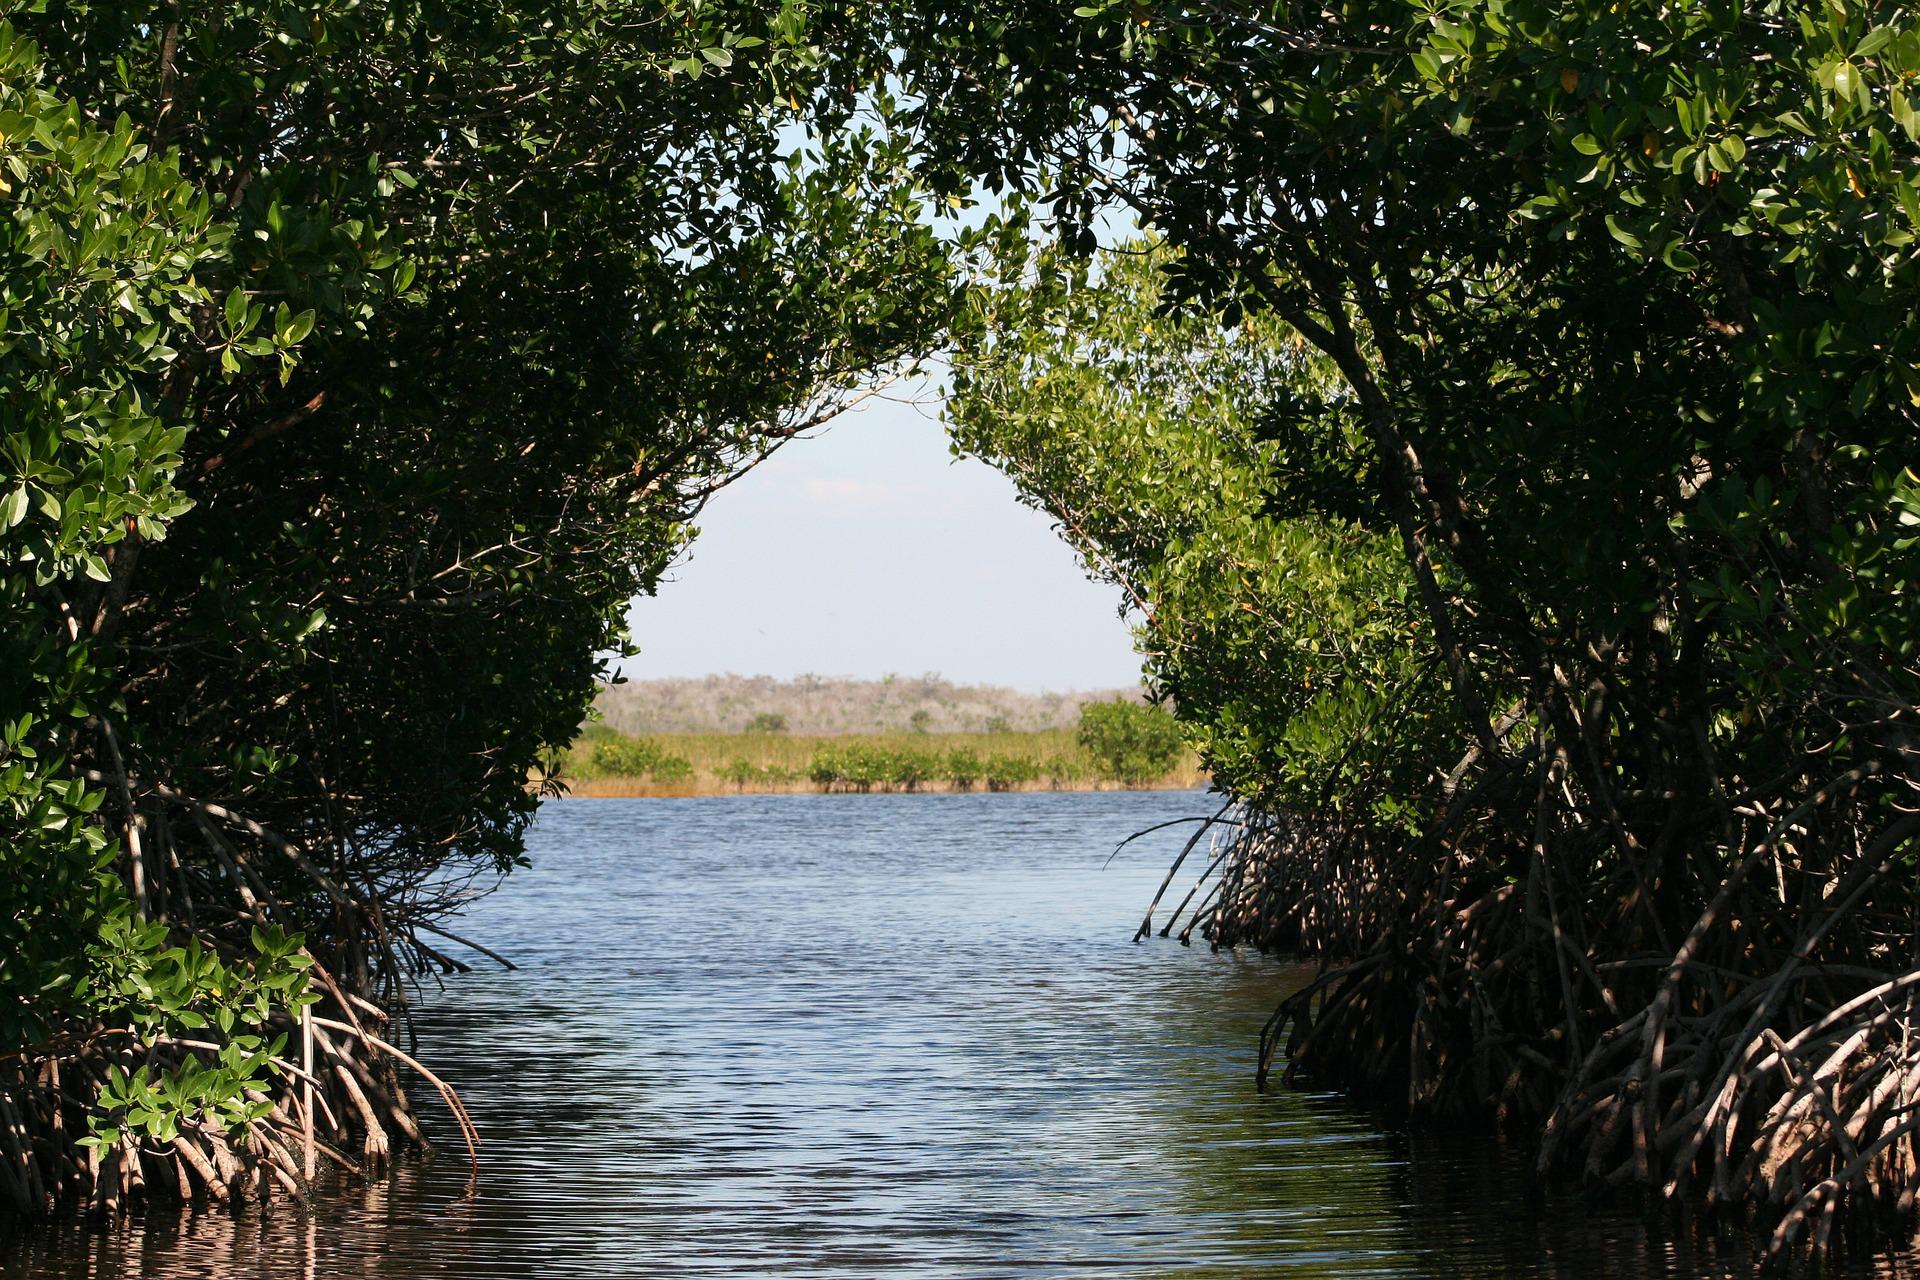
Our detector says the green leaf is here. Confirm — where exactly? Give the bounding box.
[223,286,247,334]
[1605,215,1644,250]
[1662,239,1701,272]
[1856,27,1895,58]
[280,308,316,346]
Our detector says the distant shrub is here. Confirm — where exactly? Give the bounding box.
[945,747,982,790]
[807,751,843,789]
[803,743,957,791]
[649,754,693,784]
[584,736,694,783]
[1076,700,1184,785]
[716,757,802,788]
[817,740,906,790]
[843,745,889,791]
[983,715,1011,734]
[745,712,789,734]
[587,738,653,776]
[808,744,891,792]
[719,757,762,788]
[1042,756,1085,789]
[909,709,932,733]
[984,755,1039,791]
[887,748,935,790]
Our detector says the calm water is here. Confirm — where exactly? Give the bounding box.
[6,791,1916,1277]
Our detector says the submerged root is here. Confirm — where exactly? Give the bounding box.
[1176,779,1920,1263]
[1,776,504,1218]
[0,986,465,1217]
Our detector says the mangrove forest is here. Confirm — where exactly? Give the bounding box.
[4,0,1920,1271]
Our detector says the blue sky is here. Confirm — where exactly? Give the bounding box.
[619,392,1146,692]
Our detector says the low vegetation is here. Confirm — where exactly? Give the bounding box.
[1076,699,1188,786]
[558,716,1204,796]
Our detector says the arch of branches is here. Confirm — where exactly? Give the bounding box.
[7,1,1920,1265]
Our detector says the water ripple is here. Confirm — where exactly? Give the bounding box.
[7,792,1918,1277]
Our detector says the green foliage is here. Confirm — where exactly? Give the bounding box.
[567,727,1197,792]
[952,245,1439,818]
[805,743,941,791]
[1,0,958,1172]
[944,747,983,790]
[1042,756,1086,788]
[887,748,932,789]
[1074,699,1187,787]
[745,712,790,734]
[983,755,1040,791]
[911,0,1920,813]
[0,21,320,1123]
[916,0,1920,840]
[718,756,800,788]
[583,738,694,784]
[808,744,890,792]
[910,0,1920,1221]
[83,922,314,1152]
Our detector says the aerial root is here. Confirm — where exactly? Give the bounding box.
[1189,791,1920,1263]
[0,987,464,1216]
[2,772,503,1218]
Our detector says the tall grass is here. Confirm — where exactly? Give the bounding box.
[556,727,1207,796]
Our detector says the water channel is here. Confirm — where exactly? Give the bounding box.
[6,791,1917,1277]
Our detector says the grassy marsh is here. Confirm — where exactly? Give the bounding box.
[556,727,1208,797]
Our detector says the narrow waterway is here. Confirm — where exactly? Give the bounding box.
[5,792,1911,1277]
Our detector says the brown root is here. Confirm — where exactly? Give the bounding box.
[1180,758,1920,1263]
[4,774,495,1219]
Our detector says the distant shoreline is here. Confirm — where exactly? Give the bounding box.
[547,726,1207,798]
[556,776,1207,799]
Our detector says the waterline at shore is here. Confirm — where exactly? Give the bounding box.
[560,774,1207,798]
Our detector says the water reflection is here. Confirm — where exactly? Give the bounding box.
[6,792,1920,1277]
